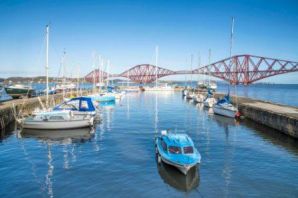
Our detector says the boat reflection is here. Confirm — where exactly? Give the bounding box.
[99,100,116,109]
[156,160,200,192]
[20,127,94,144]
[212,114,239,127]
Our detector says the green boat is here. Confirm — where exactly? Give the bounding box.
[5,84,36,99]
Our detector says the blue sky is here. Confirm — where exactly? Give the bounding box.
[0,0,298,83]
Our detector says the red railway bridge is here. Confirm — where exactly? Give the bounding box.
[85,54,298,85]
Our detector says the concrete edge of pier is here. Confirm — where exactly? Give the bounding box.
[214,93,298,139]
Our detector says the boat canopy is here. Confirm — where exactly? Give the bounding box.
[162,134,194,147]
[54,97,96,112]
[216,94,231,105]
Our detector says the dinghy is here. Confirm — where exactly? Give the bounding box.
[155,130,201,175]
[213,94,239,118]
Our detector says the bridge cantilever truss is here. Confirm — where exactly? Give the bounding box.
[84,54,298,85]
[119,64,175,83]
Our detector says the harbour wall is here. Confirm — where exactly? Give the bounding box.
[214,93,298,139]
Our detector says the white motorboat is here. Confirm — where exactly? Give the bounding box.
[203,97,217,108]
[21,110,94,130]
[186,91,195,100]
[193,93,205,103]
[145,83,174,91]
[213,95,238,118]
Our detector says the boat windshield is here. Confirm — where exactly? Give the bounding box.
[169,146,182,154]
[183,146,194,154]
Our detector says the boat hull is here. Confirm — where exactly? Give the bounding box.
[22,117,94,130]
[5,87,36,98]
[203,98,216,108]
[213,105,237,118]
[159,155,198,175]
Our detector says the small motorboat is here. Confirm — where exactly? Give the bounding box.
[155,130,201,175]
[213,94,239,118]
[53,96,98,116]
[5,84,36,99]
[88,93,116,102]
[21,110,94,130]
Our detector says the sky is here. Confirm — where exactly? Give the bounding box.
[0,0,298,83]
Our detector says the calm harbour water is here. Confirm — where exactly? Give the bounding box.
[1,92,298,197]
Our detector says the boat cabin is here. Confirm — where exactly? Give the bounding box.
[54,97,96,112]
[160,133,195,155]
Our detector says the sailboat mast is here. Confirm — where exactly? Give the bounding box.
[197,52,201,83]
[62,51,66,98]
[107,59,110,87]
[155,45,158,88]
[101,58,104,88]
[45,25,49,108]
[98,55,101,89]
[208,49,211,85]
[190,54,193,87]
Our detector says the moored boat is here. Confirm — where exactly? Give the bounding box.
[53,96,98,116]
[155,130,201,175]
[88,93,116,102]
[5,84,36,98]
[203,89,216,108]
[213,94,238,118]
[21,110,94,130]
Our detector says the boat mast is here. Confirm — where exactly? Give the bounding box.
[62,50,66,98]
[101,58,104,89]
[190,54,193,88]
[208,49,211,86]
[98,54,101,91]
[107,59,110,87]
[228,17,235,94]
[197,52,201,84]
[155,45,158,88]
[45,25,49,108]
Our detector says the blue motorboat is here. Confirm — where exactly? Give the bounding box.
[155,130,201,175]
[88,93,116,102]
[53,97,97,116]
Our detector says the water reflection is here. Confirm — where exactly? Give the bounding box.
[20,128,94,144]
[156,160,200,192]
[19,128,94,197]
[99,100,116,108]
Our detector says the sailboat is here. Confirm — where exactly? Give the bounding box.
[21,25,94,130]
[213,17,239,118]
[193,53,206,103]
[213,94,238,118]
[88,56,116,102]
